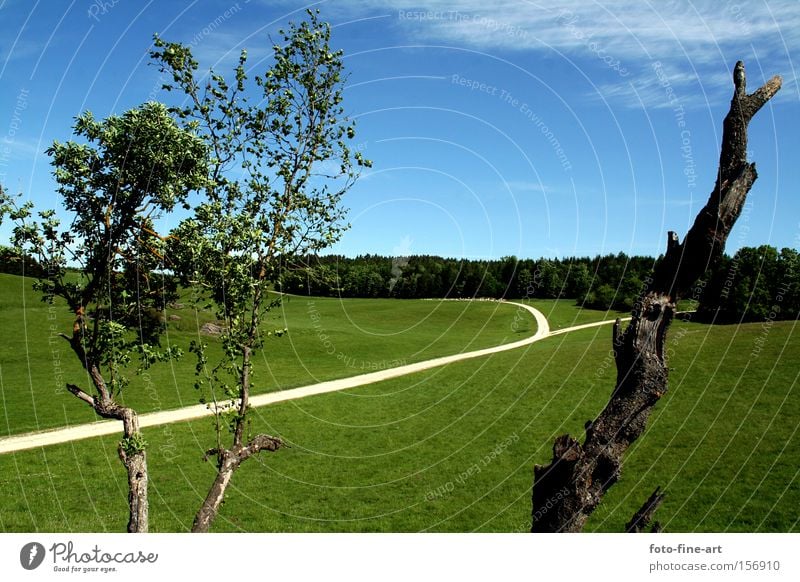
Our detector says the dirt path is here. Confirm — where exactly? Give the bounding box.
[0,302,625,454]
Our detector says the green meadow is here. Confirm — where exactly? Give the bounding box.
[0,273,797,532]
[0,273,553,435]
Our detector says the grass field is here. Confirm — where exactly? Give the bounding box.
[1,273,577,435]
[0,272,796,532]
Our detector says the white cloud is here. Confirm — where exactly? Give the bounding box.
[323,0,799,108]
[0,39,44,75]
[3,137,43,159]
[332,0,799,55]
[505,180,550,193]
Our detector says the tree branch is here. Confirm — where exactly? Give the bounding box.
[238,433,284,463]
[626,487,666,533]
[530,61,781,533]
[652,64,782,299]
[66,383,95,407]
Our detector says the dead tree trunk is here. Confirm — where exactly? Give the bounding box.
[531,61,781,533]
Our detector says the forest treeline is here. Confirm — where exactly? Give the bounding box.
[280,252,654,308]
[2,244,797,322]
[279,246,799,322]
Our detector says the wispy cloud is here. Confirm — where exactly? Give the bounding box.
[326,0,799,108]
[0,39,44,75]
[334,0,800,57]
[505,180,550,194]
[3,137,44,159]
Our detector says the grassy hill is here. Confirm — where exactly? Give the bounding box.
[1,273,571,435]
[0,271,796,532]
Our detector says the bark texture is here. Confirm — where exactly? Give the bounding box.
[65,383,148,533]
[191,343,284,533]
[64,308,149,533]
[191,435,283,533]
[626,487,665,533]
[531,61,781,533]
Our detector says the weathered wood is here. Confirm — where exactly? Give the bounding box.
[67,381,149,533]
[531,61,781,532]
[66,316,149,533]
[191,449,238,534]
[191,433,283,533]
[626,487,666,533]
[117,408,148,534]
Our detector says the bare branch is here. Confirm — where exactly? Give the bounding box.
[239,434,284,463]
[531,61,781,533]
[202,448,222,463]
[626,487,666,533]
[66,383,95,407]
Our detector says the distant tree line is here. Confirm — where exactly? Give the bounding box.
[279,252,660,309]
[0,245,45,277]
[696,245,800,322]
[278,247,799,321]
[4,243,796,321]
[280,252,658,309]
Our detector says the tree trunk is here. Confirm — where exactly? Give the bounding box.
[67,381,149,533]
[192,450,238,533]
[626,487,665,533]
[531,61,781,532]
[117,408,149,533]
[191,434,283,533]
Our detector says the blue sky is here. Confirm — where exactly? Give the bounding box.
[1,0,798,260]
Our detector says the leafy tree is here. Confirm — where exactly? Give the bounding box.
[516,267,534,297]
[617,274,645,311]
[498,255,518,295]
[776,247,800,318]
[536,259,563,298]
[729,246,778,320]
[479,270,502,298]
[0,102,208,532]
[151,8,370,532]
[698,245,799,322]
[583,283,616,310]
[563,262,592,300]
[0,244,44,276]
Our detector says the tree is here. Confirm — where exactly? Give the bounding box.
[0,102,208,532]
[516,267,534,297]
[697,245,798,322]
[776,248,800,318]
[150,8,370,532]
[499,255,519,296]
[0,244,44,277]
[531,62,781,532]
[564,262,592,301]
[583,283,616,311]
[536,259,563,298]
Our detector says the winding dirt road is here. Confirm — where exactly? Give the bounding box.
[0,302,627,454]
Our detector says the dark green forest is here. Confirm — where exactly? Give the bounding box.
[2,244,797,322]
[278,246,799,322]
